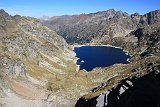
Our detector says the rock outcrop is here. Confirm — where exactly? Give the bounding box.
[75,63,160,107]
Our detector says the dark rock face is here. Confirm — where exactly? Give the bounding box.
[139,10,160,26]
[107,69,160,107]
[75,65,160,107]
[130,23,160,58]
[75,97,98,107]
[41,9,160,44]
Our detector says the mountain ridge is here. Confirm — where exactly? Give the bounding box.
[41,9,160,44]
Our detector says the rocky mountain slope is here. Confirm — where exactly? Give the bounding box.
[75,15,160,107]
[76,62,160,107]
[0,9,82,107]
[41,9,160,44]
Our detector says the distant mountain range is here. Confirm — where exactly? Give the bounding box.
[41,9,160,44]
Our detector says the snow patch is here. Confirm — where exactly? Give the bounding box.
[96,91,110,107]
[126,80,133,87]
[81,60,85,63]
[119,85,129,95]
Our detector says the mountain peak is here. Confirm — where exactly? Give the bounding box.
[39,15,51,21]
[107,8,116,12]
[0,9,9,17]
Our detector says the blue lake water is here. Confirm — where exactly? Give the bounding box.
[74,46,130,71]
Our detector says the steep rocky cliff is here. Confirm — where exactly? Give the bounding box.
[41,9,160,44]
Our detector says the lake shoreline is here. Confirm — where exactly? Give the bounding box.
[72,44,131,71]
[72,44,131,57]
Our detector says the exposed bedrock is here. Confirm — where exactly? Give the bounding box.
[76,64,160,107]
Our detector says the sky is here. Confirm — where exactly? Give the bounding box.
[0,0,159,18]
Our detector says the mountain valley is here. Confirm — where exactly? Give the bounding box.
[0,9,159,107]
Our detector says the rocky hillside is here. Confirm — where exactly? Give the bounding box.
[41,9,160,44]
[99,22,160,60]
[75,62,160,107]
[0,9,81,107]
[75,17,160,107]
